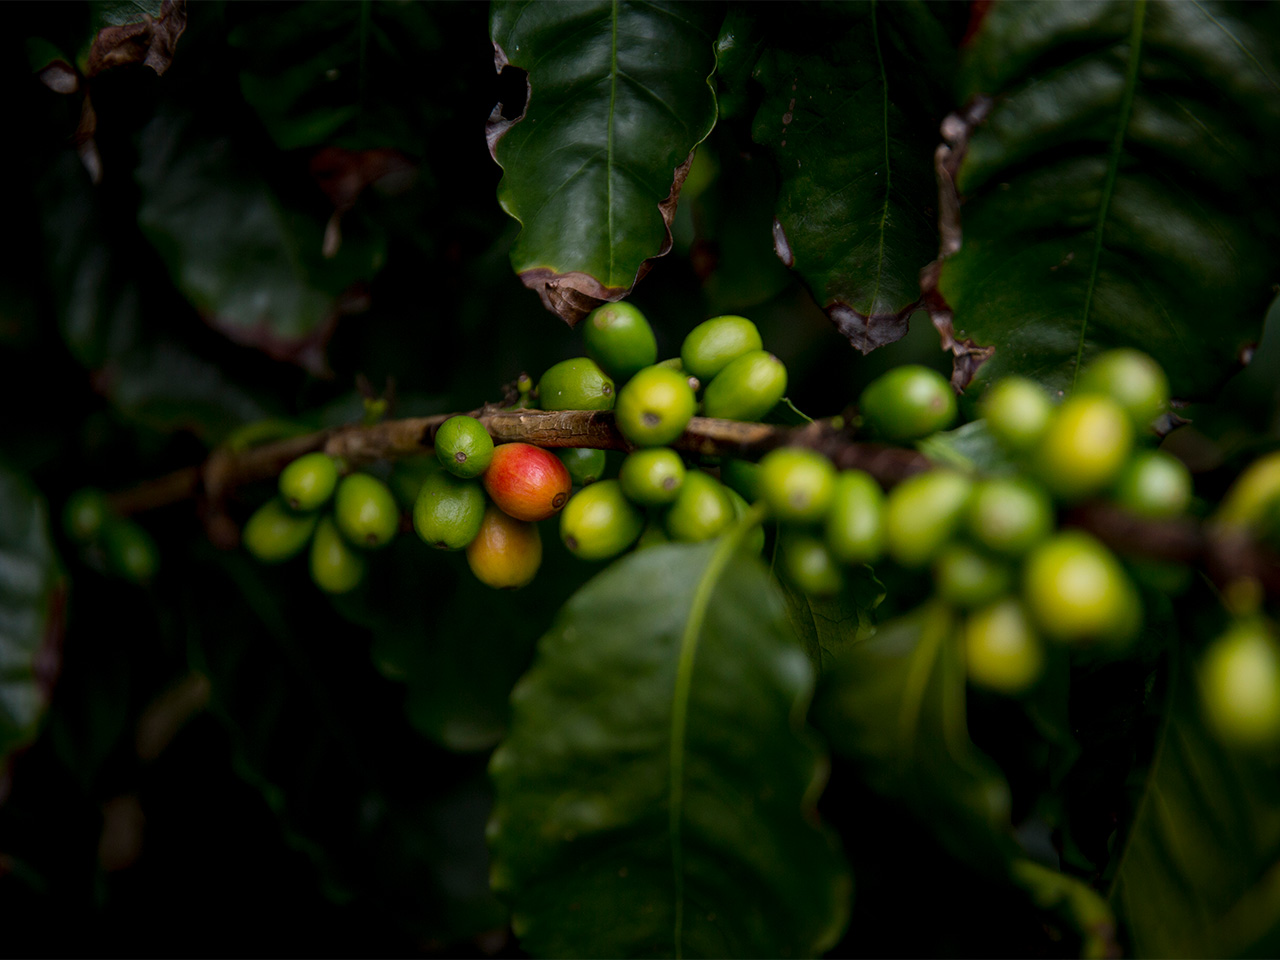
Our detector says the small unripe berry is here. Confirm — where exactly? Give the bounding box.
[1113,450,1192,519]
[1199,620,1280,749]
[779,530,843,597]
[1022,531,1140,646]
[434,416,495,479]
[1077,348,1169,428]
[278,452,339,511]
[560,480,644,560]
[980,377,1053,451]
[556,447,608,487]
[614,366,696,447]
[102,517,159,584]
[619,449,686,505]
[664,471,735,542]
[680,315,763,381]
[310,515,366,594]
[758,447,836,523]
[884,470,972,568]
[243,497,319,563]
[536,357,615,412]
[482,443,573,522]
[935,543,1013,609]
[966,477,1054,556]
[63,488,110,544]
[860,365,957,443]
[334,474,400,548]
[583,302,658,382]
[702,351,788,422]
[467,504,542,589]
[825,470,885,564]
[963,599,1044,695]
[1033,394,1132,501]
[413,471,486,550]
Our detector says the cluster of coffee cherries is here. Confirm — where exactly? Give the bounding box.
[242,452,400,593]
[63,487,160,584]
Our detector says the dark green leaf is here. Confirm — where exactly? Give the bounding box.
[926,0,1280,398]
[0,465,66,763]
[753,1,955,353]
[813,603,1017,873]
[488,1,720,324]
[1111,650,1280,957]
[778,564,883,674]
[229,1,442,154]
[489,540,850,958]
[135,104,385,373]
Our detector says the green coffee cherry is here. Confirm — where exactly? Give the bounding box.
[537,357,615,412]
[635,521,671,551]
[859,365,957,443]
[582,302,658,382]
[1023,531,1140,646]
[966,477,1054,557]
[1113,450,1192,519]
[725,486,766,556]
[935,543,1013,609]
[434,416,494,479]
[963,599,1044,695]
[413,471,486,550]
[102,517,159,584]
[334,474,399,549]
[278,452,339,512]
[825,470,885,565]
[1077,348,1169,428]
[779,530,843,597]
[1199,619,1280,749]
[702,351,788,422]
[310,515,366,594]
[559,480,644,560]
[884,470,973,568]
[758,447,836,523]
[619,448,686,505]
[720,458,761,502]
[1214,451,1280,531]
[664,471,735,542]
[388,456,446,511]
[980,377,1054,452]
[1033,394,1133,501]
[680,315,763,381]
[556,447,607,487]
[64,487,110,544]
[614,365,696,447]
[243,497,319,563]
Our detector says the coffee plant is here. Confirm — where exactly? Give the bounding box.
[5,1,1280,956]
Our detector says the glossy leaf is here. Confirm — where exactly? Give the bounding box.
[0,465,66,763]
[752,1,956,353]
[135,104,385,372]
[488,1,720,325]
[1111,651,1280,957]
[926,0,1280,397]
[778,564,883,674]
[813,603,1016,873]
[228,1,442,154]
[489,540,850,958]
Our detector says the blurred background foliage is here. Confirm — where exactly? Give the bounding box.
[2,0,1280,956]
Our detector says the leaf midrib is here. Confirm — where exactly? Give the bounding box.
[1071,0,1147,389]
[606,0,619,284]
[869,0,891,315]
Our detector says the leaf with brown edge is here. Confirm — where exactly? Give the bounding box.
[752,1,959,354]
[488,1,720,325]
[924,1,1280,399]
[84,0,187,78]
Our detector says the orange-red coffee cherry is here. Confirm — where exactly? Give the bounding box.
[482,443,573,522]
[467,504,543,589]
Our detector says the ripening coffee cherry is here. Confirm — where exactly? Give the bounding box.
[560,480,644,560]
[664,471,735,542]
[966,477,1054,557]
[1199,619,1280,749]
[1033,394,1133,501]
[63,487,110,544]
[619,448,686,505]
[758,447,836,523]
[1077,348,1169,428]
[962,599,1045,695]
[278,452,339,512]
[582,302,658,382]
[334,474,400,548]
[824,469,884,565]
[701,350,788,422]
[102,517,159,584]
[859,365,957,443]
[779,530,843,597]
[614,365,696,447]
[243,497,319,563]
[1113,450,1192,519]
[720,458,761,502]
[413,471,486,550]
[467,504,542,589]
[884,470,973,568]
[980,376,1054,452]
[680,315,763,381]
[536,357,615,412]
[556,447,607,487]
[1023,531,1141,646]
[725,485,766,556]
[935,543,1013,609]
[482,443,573,522]
[434,416,494,479]
[310,515,366,594]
